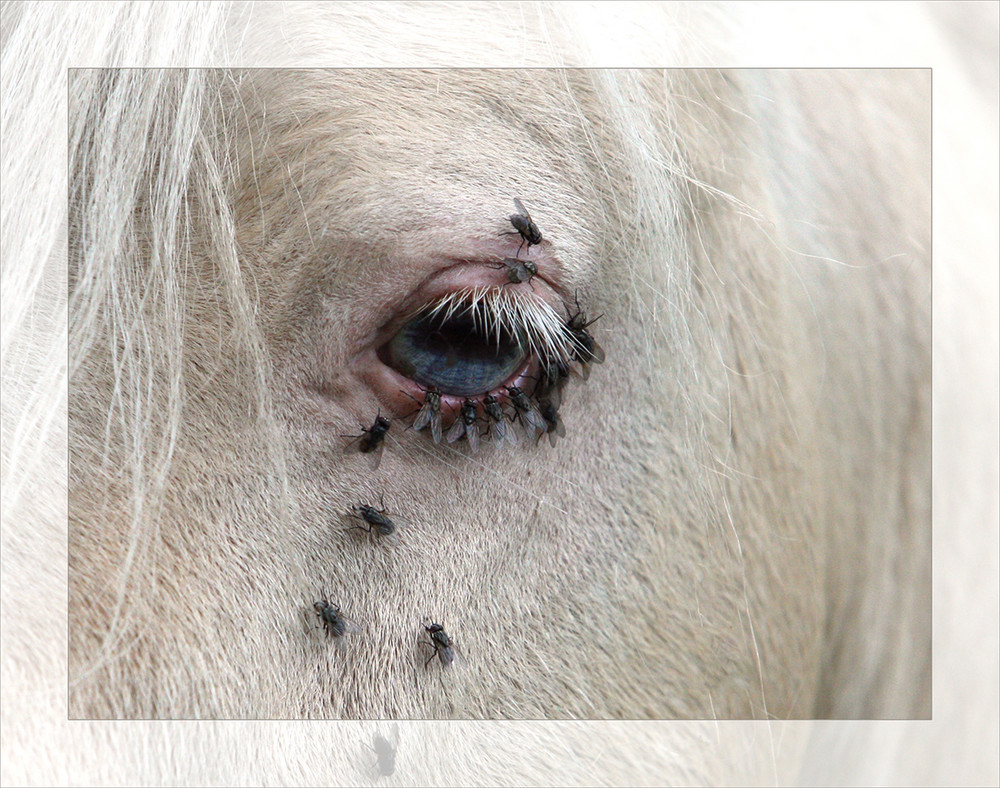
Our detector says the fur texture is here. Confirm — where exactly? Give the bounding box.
[2,1,996,785]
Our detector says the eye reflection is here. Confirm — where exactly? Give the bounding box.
[381,308,529,397]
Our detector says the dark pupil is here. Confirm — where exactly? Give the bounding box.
[382,308,527,397]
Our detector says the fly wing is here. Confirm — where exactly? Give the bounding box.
[547,416,566,446]
[412,401,433,432]
[342,432,364,451]
[329,613,363,650]
[446,415,466,444]
[413,397,444,444]
[516,404,545,439]
[588,338,606,364]
[488,414,511,448]
[512,197,529,220]
[365,441,384,470]
[466,422,480,454]
[447,644,468,669]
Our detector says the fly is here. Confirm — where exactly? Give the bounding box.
[564,295,606,378]
[533,357,571,408]
[422,621,464,669]
[445,397,481,454]
[313,597,362,643]
[407,386,443,444]
[482,393,516,448]
[505,385,546,438]
[536,396,566,447]
[503,197,542,257]
[349,494,396,537]
[491,256,538,289]
[343,412,391,469]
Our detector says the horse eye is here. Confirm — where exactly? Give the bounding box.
[379,308,529,397]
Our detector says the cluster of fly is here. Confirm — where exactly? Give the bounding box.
[320,198,601,678]
[403,293,602,450]
[492,198,541,288]
[342,198,604,459]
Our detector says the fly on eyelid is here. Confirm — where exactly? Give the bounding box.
[564,294,606,379]
[446,397,481,454]
[490,257,538,290]
[505,384,546,439]
[533,357,571,409]
[343,412,391,469]
[502,197,542,258]
[482,393,516,448]
[536,396,566,447]
[405,387,443,444]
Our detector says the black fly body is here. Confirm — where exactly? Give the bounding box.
[349,494,396,537]
[446,397,481,454]
[502,197,543,257]
[504,384,546,439]
[407,387,443,444]
[482,393,515,448]
[343,412,391,469]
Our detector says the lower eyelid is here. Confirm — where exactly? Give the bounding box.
[356,345,540,422]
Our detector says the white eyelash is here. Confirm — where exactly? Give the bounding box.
[413,286,574,364]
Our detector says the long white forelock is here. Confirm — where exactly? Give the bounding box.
[416,286,577,365]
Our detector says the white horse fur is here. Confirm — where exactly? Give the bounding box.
[2,1,997,785]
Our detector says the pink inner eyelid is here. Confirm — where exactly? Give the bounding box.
[354,344,542,425]
[416,359,539,416]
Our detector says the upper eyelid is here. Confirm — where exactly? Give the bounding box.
[355,256,567,356]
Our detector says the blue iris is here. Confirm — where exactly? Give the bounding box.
[382,310,527,397]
